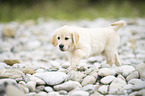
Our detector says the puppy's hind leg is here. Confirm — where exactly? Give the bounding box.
[105,51,115,67]
[114,51,121,66]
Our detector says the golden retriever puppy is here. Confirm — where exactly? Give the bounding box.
[51,20,126,71]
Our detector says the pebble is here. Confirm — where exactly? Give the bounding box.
[44,86,54,93]
[135,63,145,80]
[126,71,139,81]
[22,67,35,75]
[81,75,96,87]
[98,85,109,94]
[26,81,36,92]
[68,90,89,96]
[0,69,24,79]
[48,92,60,96]
[82,84,97,94]
[98,68,116,76]
[3,59,19,66]
[25,74,46,85]
[33,72,67,85]
[109,78,127,95]
[100,75,116,84]
[54,81,82,91]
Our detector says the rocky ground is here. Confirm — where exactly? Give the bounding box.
[0,18,145,96]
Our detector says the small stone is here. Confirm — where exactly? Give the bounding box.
[54,81,82,91]
[48,92,60,96]
[58,90,67,95]
[118,65,135,77]
[26,81,36,92]
[98,85,108,95]
[22,67,35,75]
[136,63,145,80]
[25,74,45,85]
[68,90,89,96]
[91,91,103,96]
[109,78,127,95]
[33,72,67,85]
[100,75,116,84]
[18,84,29,93]
[2,25,17,37]
[4,59,19,66]
[44,86,54,93]
[81,75,96,87]
[35,85,45,93]
[82,84,96,94]
[68,71,85,83]
[128,79,145,91]
[0,69,24,79]
[98,68,116,76]
[126,71,139,81]
[61,62,70,69]
[37,91,48,96]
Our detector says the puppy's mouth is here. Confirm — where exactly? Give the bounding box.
[59,46,70,52]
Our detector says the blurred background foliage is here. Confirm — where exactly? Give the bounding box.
[0,0,145,22]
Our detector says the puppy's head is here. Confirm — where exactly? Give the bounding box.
[51,25,79,51]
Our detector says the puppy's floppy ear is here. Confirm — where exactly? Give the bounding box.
[51,34,58,47]
[72,32,79,46]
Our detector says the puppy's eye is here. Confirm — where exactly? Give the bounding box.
[57,37,60,40]
[65,37,69,40]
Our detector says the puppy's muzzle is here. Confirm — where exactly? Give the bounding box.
[59,44,64,51]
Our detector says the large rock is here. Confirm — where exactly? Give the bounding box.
[136,63,145,80]
[109,78,127,95]
[100,75,116,84]
[0,69,24,79]
[33,72,67,85]
[98,68,116,76]
[54,81,82,91]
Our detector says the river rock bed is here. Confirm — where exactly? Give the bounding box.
[0,18,145,96]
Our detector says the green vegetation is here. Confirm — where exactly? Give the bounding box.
[0,0,145,22]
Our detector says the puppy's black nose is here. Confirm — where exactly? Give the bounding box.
[59,44,64,48]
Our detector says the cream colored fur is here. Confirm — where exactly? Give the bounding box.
[51,20,126,71]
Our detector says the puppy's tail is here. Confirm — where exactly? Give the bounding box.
[110,20,126,31]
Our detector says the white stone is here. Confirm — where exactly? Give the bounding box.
[126,71,139,81]
[100,75,116,84]
[98,68,116,76]
[54,81,82,91]
[68,71,85,83]
[25,74,45,85]
[128,79,145,91]
[69,90,89,96]
[34,72,67,85]
[26,40,41,50]
[109,78,127,95]
[0,69,24,79]
[82,84,96,94]
[44,87,54,93]
[117,65,135,77]
[81,75,96,87]
[98,85,108,94]
[136,63,145,80]
[26,81,36,92]
[37,92,48,96]
[48,92,60,96]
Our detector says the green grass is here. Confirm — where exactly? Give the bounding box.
[0,0,145,22]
